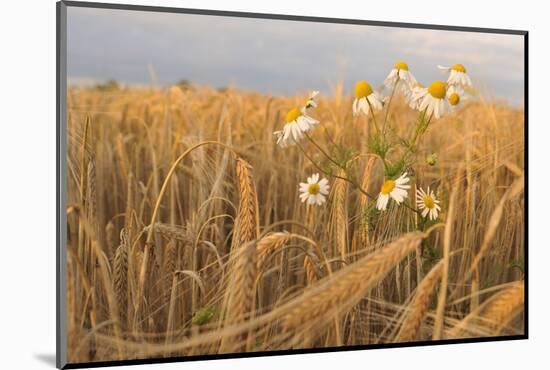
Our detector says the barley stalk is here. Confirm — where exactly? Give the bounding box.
[449,281,524,337]
[220,241,257,352]
[282,232,423,331]
[232,158,260,250]
[161,240,178,307]
[433,169,460,340]
[144,223,191,243]
[352,156,377,255]
[481,282,524,334]
[257,232,291,271]
[328,169,348,261]
[394,260,444,342]
[113,242,128,330]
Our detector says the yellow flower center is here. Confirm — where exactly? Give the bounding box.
[428,81,447,99]
[355,80,373,99]
[394,61,409,71]
[285,107,303,123]
[451,64,466,73]
[308,183,320,195]
[381,180,396,195]
[449,92,460,106]
[423,195,435,209]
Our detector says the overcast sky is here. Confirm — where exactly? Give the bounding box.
[67,7,525,105]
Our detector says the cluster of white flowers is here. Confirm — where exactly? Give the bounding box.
[298,170,441,219]
[412,64,472,119]
[274,61,472,217]
[352,61,473,120]
[374,171,440,219]
[273,91,320,148]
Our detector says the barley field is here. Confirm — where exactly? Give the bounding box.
[65,81,525,364]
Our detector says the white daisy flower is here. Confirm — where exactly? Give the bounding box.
[416,187,441,221]
[446,85,467,112]
[304,90,320,110]
[274,107,319,148]
[406,82,425,110]
[438,64,472,87]
[384,61,417,90]
[414,81,449,119]
[352,80,383,117]
[376,172,411,211]
[299,173,330,206]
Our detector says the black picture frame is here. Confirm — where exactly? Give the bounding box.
[56,1,529,368]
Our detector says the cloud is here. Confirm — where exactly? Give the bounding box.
[67,7,525,105]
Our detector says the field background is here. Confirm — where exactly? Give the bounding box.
[65,83,525,363]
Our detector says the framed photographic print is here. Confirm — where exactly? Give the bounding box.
[56,1,528,368]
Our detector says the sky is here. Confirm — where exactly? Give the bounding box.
[67,7,525,105]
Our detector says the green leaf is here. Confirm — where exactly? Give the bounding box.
[192,305,218,326]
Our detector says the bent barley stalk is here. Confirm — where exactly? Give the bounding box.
[449,281,524,337]
[257,232,292,271]
[304,250,321,285]
[480,282,525,334]
[145,223,191,243]
[394,259,444,342]
[281,232,424,331]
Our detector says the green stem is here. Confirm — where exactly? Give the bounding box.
[367,99,380,134]
[383,78,399,134]
[304,131,341,169]
[296,141,372,200]
[323,126,338,149]
[295,140,420,215]
[410,108,428,146]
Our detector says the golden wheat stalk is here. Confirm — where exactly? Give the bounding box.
[281,232,423,331]
[67,255,76,333]
[113,242,128,330]
[220,241,258,352]
[232,158,260,250]
[161,240,178,307]
[86,158,98,235]
[164,274,179,352]
[432,168,460,340]
[328,169,349,261]
[144,223,191,243]
[225,242,257,321]
[464,175,525,282]
[124,172,134,237]
[257,232,291,271]
[352,156,377,255]
[394,259,444,342]
[449,281,524,337]
[105,221,116,259]
[116,133,130,184]
[480,282,525,334]
[304,250,321,286]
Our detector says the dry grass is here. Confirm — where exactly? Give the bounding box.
[65,84,525,363]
